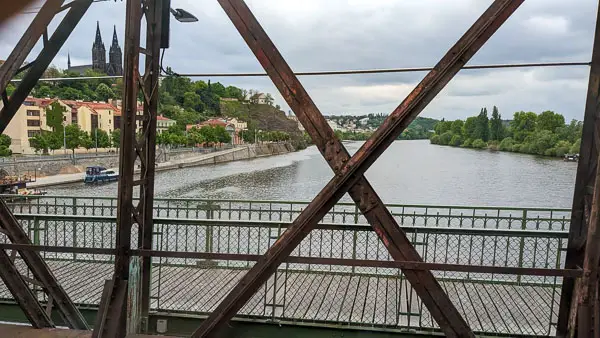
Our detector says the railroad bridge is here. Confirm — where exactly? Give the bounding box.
[0,1,599,337]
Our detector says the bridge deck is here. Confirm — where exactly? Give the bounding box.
[0,260,558,336]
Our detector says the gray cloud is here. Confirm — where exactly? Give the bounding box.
[0,0,595,121]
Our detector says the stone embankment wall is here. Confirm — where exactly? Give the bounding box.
[0,143,294,177]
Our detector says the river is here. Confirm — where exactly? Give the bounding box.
[46,140,577,208]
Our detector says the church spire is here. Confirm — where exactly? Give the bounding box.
[94,21,103,46]
[67,52,71,69]
[111,25,119,47]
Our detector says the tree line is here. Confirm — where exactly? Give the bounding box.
[429,106,583,157]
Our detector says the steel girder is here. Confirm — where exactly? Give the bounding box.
[557,2,600,336]
[192,0,523,337]
[0,0,92,134]
[0,0,91,330]
[93,0,162,336]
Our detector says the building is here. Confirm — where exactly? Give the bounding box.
[186,117,247,145]
[287,111,305,131]
[1,97,121,154]
[86,102,119,133]
[157,115,176,134]
[1,97,54,154]
[67,22,123,76]
[249,93,268,105]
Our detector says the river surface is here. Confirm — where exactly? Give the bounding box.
[46,140,577,208]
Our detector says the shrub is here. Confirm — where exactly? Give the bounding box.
[461,138,473,148]
[499,137,514,151]
[569,139,581,154]
[472,139,486,149]
[430,135,441,144]
[439,131,453,145]
[450,134,463,147]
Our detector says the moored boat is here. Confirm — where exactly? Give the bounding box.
[84,166,119,184]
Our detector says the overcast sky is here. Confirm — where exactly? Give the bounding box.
[0,0,596,121]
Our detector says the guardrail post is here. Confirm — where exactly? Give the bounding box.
[517,209,528,283]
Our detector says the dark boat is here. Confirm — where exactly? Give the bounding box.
[84,166,119,184]
[564,154,579,162]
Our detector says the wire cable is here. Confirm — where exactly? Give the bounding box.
[10,60,590,82]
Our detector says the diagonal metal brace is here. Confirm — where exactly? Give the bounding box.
[211,0,474,335]
[0,248,53,328]
[0,0,64,96]
[0,199,89,329]
[193,0,522,337]
[0,0,92,134]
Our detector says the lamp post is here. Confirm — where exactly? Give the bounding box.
[63,123,67,155]
[95,128,98,156]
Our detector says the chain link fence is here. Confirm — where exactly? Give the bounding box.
[0,195,570,336]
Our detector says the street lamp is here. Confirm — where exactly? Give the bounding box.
[161,2,198,49]
[170,8,198,22]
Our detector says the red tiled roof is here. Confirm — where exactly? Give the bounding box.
[157,115,173,121]
[86,102,117,111]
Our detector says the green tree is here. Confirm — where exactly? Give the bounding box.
[434,119,452,135]
[439,131,453,145]
[65,124,84,155]
[214,125,232,144]
[499,137,515,151]
[95,83,115,102]
[462,116,478,140]
[570,139,581,154]
[489,106,503,141]
[430,134,441,144]
[450,134,463,147]
[475,108,489,141]
[29,133,49,154]
[183,92,204,112]
[472,139,487,149]
[47,131,64,152]
[46,102,66,131]
[93,129,111,148]
[80,132,94,150]
[536,111,565,132]
[554,140,572,157]
[187,127,205,145]
[0,134,11,148]
[510,111,537,142]
[451,120,464,135]
[111,129,121,149]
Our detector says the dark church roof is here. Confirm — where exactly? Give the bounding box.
[67,64,93,75]
[67,22,122,76]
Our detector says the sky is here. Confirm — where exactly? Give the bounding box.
[0,0,596,121]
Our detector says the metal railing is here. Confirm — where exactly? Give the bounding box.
[0,195,571,336]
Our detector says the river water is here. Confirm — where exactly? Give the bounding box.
[46,140,577,208]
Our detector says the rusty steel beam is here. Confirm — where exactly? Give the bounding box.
[576,148,600,337]
[0,200,89,329]
[95,0,144,336]
[0,0,64,96]
[207,0,475,336]
[138,0,163,332]
[557,2,600,335]
[0,249,53,328]
[193,0,522,337]
[95,0,164,336]
[0,0,92,134]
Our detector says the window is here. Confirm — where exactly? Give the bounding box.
[27,120,41,127]
[27,130,40,138]
[26,110,40,116]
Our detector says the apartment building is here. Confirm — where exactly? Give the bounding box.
[1,97,121,154]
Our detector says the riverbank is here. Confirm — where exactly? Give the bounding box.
[29,143,294,188]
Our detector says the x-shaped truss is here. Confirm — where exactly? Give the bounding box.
[193,0,523,337]
[0,0,91,330]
